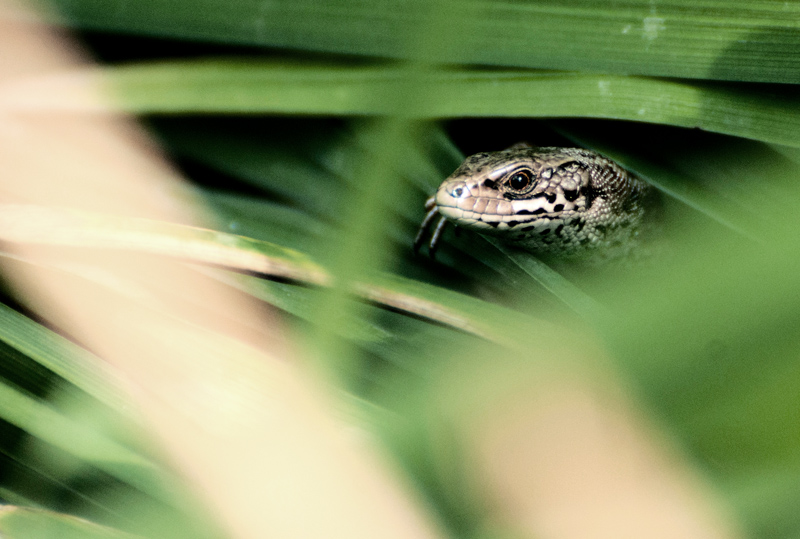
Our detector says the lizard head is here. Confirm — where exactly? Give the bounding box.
[426,146,649,258]
[435,147,597,233]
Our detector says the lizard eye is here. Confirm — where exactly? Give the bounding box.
[506,169,534,192]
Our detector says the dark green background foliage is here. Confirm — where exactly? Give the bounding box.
[1,0,800,537]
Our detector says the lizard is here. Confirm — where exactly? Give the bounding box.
[414,145,654,262]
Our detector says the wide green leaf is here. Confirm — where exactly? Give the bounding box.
[97,60,800,147]
[45,0,800,82]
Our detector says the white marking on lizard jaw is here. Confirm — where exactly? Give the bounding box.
[511,199,551,214]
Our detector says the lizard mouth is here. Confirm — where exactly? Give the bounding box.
[435,185,558,233]
[435,200,546,233]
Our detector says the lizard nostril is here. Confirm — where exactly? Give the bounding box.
[452,186,464,197]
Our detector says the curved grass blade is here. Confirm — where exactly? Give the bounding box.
[0,204,555,342]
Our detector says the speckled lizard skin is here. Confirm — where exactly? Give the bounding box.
[415,145,653,260]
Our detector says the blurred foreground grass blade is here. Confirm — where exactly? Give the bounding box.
[598,224,800,538]
[93,61,800,147]
[0,506,137,539]
[46,0,800,83]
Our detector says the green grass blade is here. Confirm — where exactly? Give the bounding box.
[100,61,800,147]
[46,0,800,82]
[358,271,561,348]
[0,506,138,539]
[485,239,606,321]
[202,268,392,344]
[0,380,169,503]
[0,303,130,412]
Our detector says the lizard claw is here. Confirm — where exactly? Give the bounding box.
[413,196,448,258]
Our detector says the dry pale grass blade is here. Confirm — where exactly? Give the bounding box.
[0,3,445,538]
[439,355,744,539]
[480,384,734,539]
